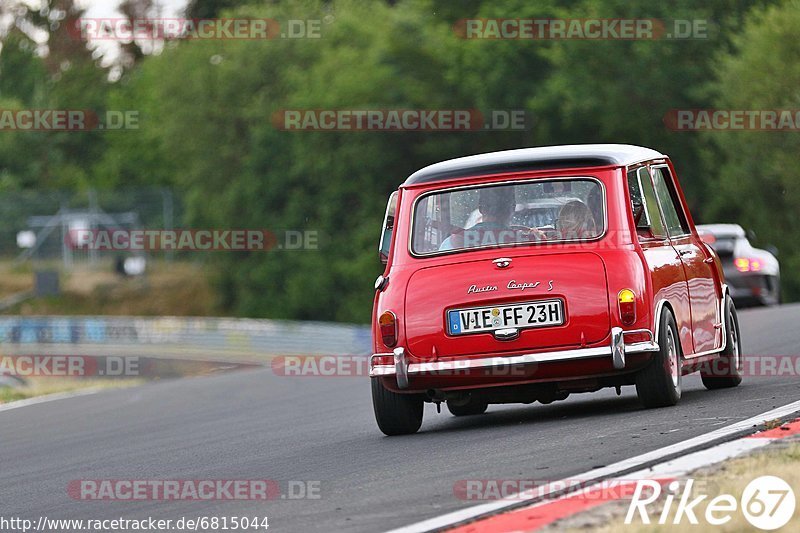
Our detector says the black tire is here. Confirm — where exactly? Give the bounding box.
[773,276,782,306]
[702,296,743,389]
[371,378,424,436]
[636,310,682,408]
[447,398,488,417]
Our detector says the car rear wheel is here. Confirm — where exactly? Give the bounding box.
[771,276,781,306]
[447,398,488,417]
[701,295,743,389]
[636,310,682,408]
[371,378,424,436]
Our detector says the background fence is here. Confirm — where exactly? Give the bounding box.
[0,188,182,267]
[0,316,372,362]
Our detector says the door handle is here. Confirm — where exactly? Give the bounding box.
[678,250,692,257]
[703,257,715,264]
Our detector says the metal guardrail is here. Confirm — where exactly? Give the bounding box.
[0,316,371,359]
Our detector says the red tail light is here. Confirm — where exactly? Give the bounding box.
[618,289,636,326]
[734,257,762,272]
[379,311,398,347]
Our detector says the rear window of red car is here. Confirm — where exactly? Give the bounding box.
[411,178,605,256]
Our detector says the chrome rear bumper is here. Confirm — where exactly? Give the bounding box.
[369,327,659,389]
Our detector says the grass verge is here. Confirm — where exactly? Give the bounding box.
[0,259,218,316]
[0,357,257,405]
[0,377,144,404]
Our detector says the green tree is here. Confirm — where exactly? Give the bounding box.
[185,0,241,18]
[0,30,47,104]
[0,0,110,189]
[705,0,800,301]
[0,30,49,189]
[531,0,777,210]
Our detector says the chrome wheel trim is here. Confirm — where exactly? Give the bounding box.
[667,328,680,388]
[729,309,741,372]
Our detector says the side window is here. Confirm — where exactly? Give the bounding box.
[627,167,666,238]
[379,191,398,263]
[626,169,646,226]
[411,193,445,254]
[651,167,690,237]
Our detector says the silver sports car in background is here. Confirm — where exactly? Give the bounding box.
[697,224,781,306]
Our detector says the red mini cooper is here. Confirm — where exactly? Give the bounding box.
[370,144,742,435]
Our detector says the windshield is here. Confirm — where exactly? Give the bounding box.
[411,178,605,255]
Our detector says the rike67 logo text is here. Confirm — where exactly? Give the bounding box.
[626,476,795,530]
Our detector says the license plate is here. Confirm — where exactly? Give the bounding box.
[447,299,564,336]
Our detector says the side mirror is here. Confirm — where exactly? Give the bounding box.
[765,245,779,257]
[379,191,398,265]
[746,228,757,242]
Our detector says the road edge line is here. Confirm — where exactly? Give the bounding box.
[385,399,800,533]
[0,388,103,413]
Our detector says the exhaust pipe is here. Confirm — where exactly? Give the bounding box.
[426,389,447,402]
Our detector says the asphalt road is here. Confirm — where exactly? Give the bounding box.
[2,304,800,533]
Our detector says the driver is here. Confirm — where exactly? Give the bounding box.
[440,187,515,251]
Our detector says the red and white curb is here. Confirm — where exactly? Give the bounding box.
[387,399,800,533]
